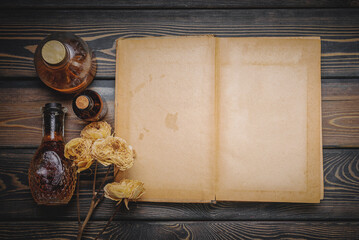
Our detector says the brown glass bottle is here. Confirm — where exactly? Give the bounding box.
[72,90,108,122]
[28,103,77,205]
[34,32,97,94]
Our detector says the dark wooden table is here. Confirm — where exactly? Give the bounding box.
[1,1,359,239]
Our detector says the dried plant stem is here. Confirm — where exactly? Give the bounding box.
[95,203,122,240]
[93,161,98,195]
[77,198,96,240]
[77,172,81,227]
[114,168,120,180]
[94,165,111,209]
[97,165,112,196]
[77,163,112,240]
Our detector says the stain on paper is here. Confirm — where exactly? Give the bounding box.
[138,128,150,140]
[131,75,154,97]
[134,81,147,94]
[165,112,179,131]
[139,133,144,140]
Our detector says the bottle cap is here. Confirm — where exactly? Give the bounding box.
[42,102,67,113]
[76,95,90,109]
[45,103,62,109]
[41,40,67,65]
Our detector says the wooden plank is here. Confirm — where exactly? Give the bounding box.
[1,79,358,148]
[0,9,359,78]
[322,79,359,147]
[1,148,358,221]
[0,221,358,240]
[1,0,359,9]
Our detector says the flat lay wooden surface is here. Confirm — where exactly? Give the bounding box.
[0,1,359,239]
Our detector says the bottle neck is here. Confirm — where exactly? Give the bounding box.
[42,110,65,142]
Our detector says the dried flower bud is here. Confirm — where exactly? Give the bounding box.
[104,179,145,209]
[65,138,93,173]
[81,121,112,142]
[91,136,135,171]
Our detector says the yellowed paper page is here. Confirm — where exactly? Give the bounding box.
[215,37,322,203]
[115,36,216,202]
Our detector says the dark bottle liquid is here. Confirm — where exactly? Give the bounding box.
[72,89,108,122]
[28,103,77,205]
[34,32,97,94]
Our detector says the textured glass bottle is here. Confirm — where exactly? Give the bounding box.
[34,32,97,94]
[28,103,77,205]
[72,90,108,121]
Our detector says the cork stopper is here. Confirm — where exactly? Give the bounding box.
[76,95,90,109]
[41,40,66,65]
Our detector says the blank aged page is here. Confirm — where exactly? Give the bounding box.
[115,36,216,202]
[216,37,322,203]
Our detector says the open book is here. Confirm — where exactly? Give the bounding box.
[115,36,323,203]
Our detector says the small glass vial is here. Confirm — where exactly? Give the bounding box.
[28,103,77,205]
[72,89,108,122]
[34,32,97,94]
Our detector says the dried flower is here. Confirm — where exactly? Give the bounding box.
[81,121,112,142]
[91,136,135,171]
[104,179,145,209]
[65,138,93,173]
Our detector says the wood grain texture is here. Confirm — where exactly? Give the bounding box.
[0,4,358,239]
[2,0,359,9]
[0,9,359,78]
[1,149,358,221]
[322,79,359,147]
[1,79,358,148]
[0,221,358,240]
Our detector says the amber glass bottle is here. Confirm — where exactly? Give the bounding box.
[28,103,77,205]
[34,32,96,94]
[72,90,108,121]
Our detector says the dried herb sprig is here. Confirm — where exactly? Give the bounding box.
[65,121,143,240]
[95,179,145,239]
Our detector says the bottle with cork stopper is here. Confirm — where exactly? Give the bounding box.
[72,89,108,122]
[34,32,96,94]
[28,103,77,205]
